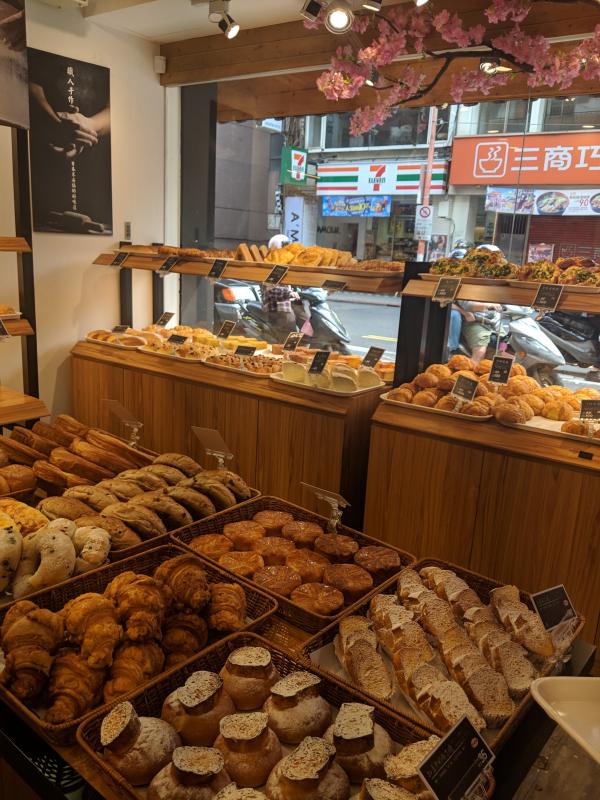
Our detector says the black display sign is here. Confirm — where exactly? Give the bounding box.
[362,347,386,368]
[283,332,305,352]
[111,325,128,334]
[489,355,514,385]
[235,346,256,357]
[160,256,180,273]
[0,320,10,339]
[217,321,236,339]
[168,334,188,345]
[433,277,461,305]
[111,252,129,267]
[265,265,289,285]
[208,258,229,279]
[309,350,331,374]
[451,375,478,402]
[580,400,600,421]
[419,716,494,800]
[532,283,563,312]
[322,279,348,292]
[531,584,577,630]
[155,312,174,328]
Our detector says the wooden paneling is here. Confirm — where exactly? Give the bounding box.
[122,370,189,454]
[71,356,124,434]
[0,387,49,427]
[365,425,484,564]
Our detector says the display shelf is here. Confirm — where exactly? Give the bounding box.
[1,318,34,336]
[403,278,600,314]
[0,385,49,426]
[0,236,31,253]
[93,248,405,294]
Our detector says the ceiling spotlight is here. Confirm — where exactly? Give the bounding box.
[479,56,512,75]
[362,0,383,11]
[218,11,240,39]
[207,0,227,23]
[300,0,325,22]
[365,68,380,87]
[414,0,430,6]
[325,1,354,34]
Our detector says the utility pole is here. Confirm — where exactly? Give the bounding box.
[416,106,438,261]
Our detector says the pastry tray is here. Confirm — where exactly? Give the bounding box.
[85,337,142,351]
[171,495,416,634]
[77,632,435,800]
[507,280,600,293]
[420,274,510,286]
[381,392,492,420]
[137,345,209,362]
[302,557,584,753]
[270,372,385,396]
[202,358,281,378]
[0,312,21,320]
[496,415,600,448]
[0,544,278,745]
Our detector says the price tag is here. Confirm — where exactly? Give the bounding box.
[111,252,129,267]
[155,312,174,327]
[322,279,348,292]
[208,258,229,279]
[102,399,139,424]
[451,375,478,402]
[580,400,600,421]
[532,283,563,312]
[362,347,385,368]
[489,354,514,385]
[283,332,304,352]
[265,265,289,285]
[531,585,577,630]
[192,426,234,469]
[301,481,349,533]
[418,716,494,800]
[168,334,188,345]
[112,325,128,334]
[309,350,331,374]
[159,256,179,273]
[235,345,256,357]
[217,320,236,339]
[433,277,461,305]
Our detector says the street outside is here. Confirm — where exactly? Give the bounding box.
[329,292,401,360]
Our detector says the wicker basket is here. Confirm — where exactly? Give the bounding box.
[303,559,585,753]
[77,631,434,800]
[0,544,277,745]
[172,495,416,634]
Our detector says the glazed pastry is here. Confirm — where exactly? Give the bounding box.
[103,641,166,704]
[214,712,282,788]
[383,736,440,794]
[148,746,231,800]
[45,649,106,724]
[253,565,302,597]
[354,547,401,581]
[62,592,122,668]
[252,510,294,535]
[162,612,209,668]
[162,671,235,746]
[413,372,438,389]
[286,549,330,583]
[324,703,392,782]
[290,583,345,616]
[264,671,332,744]
[322,564,373,605]
[314,533,359,564]
[561,420,589,436]
[168,487,217,519]
[435,394,463,412]
[101,701,181,786]
[101,502,168,539]
[189,534,233,560]
[219,646,280,710]
[493,403,529,425]
[218,551,265,578]
[265,737,350,800]
[154,453,203,477]
[460,401,491,417]
[411,389,439,408]
[104,571,171,641]
[542,400,574,422]
[386,387,413,404]
[223,521,266,551]
[251,536,296,566]
[0,600,64,701]
[426,363,452,380]
[207,583,247,631]
[154,555,210,611]
[281,520,324,548]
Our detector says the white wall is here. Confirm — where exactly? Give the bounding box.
[0,0,165,413]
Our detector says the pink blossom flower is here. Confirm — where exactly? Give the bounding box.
[485,0,531,24]
[450,69,509,103]
[433,11,485,48]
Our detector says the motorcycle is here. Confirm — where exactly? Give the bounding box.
[538,311,600,367]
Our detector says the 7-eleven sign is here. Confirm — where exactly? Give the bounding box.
[281,146,308,185]
[369,164,387,191]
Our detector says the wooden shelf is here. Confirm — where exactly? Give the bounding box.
[403,279,600,314]
[0,236,31,254]
[0,386,48,426]
[1,319,34,336]
[93,248,405,295]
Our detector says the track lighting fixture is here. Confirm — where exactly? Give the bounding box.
[218,12,239,39]
[325,0,354,34]
[204,1,240,39]
[362,0,383,11]
[300,0,325,22]
[479,55,512,75]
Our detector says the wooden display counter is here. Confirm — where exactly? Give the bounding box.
[0,386,48,427]
[71,341,383,525]
[364,404,600,646]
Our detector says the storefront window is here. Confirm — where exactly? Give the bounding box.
[544,96,600,131]
[477,99,531,134]
[313,108,430,149]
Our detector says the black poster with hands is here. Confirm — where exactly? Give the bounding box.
[28,49,112,235]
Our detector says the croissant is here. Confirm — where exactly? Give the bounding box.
[104,571,171,641]
[0,600,64,701]
[153,555,210,611]
[162,611,208,669]
[62,593,123,668]
[207,582,246,632]
[103,641,165,704]
[45,649,106,724]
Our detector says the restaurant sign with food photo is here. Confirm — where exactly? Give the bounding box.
[486,187,600,217]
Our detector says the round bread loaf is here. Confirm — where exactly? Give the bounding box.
[190,534,233,561]
[251,536,295,566]
[218,551,264,578]
[253,565,302,597]
[285,549,330,583]
[281,520,324,548]
[314,533,359,563]
[290,583,345,616]
[354,546,401,581]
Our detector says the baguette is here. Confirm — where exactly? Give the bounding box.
[0,464,36,493]
[32,420,74,447]
[70,438,135,473]
[50,447,113,483]
[32,459,92,489]
[0,435,46,467]
[53,414,90,438]
[85,429,154,468]
[10,426,55,457]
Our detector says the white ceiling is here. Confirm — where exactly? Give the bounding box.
[84,0,314,43]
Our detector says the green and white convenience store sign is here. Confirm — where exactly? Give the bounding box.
[317,161,448,196]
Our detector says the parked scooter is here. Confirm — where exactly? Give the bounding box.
[538,311,600,367]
